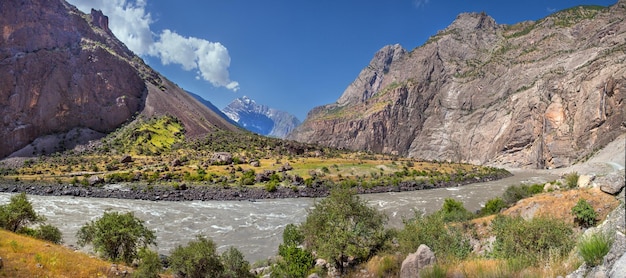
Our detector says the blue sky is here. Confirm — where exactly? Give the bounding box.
[66,0,618,121]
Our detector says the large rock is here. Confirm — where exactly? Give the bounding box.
[400,244,436,278]
[598,171,626,195]
[288,5,626,169]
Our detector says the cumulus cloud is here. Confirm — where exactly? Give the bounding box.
[66,0,239,91]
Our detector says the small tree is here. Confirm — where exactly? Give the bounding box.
[572,198,597,228]
[271,224,313,278]
[76,211,156,264]
[0,193,44,232]
[169,235,224,278]
[300,187,387,273]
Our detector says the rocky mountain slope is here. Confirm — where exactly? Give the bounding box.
[0,0,240,159]
[223,96,301,138]
[288,1,626,169]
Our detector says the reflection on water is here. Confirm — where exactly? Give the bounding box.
[0,169,556,262]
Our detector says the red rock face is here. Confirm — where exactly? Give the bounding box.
[0,0,241,158]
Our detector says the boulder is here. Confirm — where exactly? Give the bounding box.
[609,252,626,278]
[171,159,183,167]
[544,182,560,192]
[120,155,133,163]
[88,175,104,186]
[250,161,260,167]
[279,163,293,172]
[577,174,595,188]
[211,152,233,165]
[598,172,625,195]
[400,244,436,278]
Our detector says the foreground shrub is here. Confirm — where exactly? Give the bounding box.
[169,235,224,278]
[34,224,63,244]
[578,232,613,267]
[491,215,574,266]
[479,197,507,216]
[300,187,387,274]
[397,212,471,262]
[572,198,597,228]
[133,248,162,278]
[77,211,156,264]
[221,246,254,278]
[438,198,473,222]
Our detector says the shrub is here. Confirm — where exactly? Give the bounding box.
[502,184,543,205]
[76,211,156,264]
[133,248,162,278]
[438,198,473,222]
[271,224,313,278]
[221,246,254,278]
[578,232,613,267]
[34,224,63,244]
[491,215,574,266]
[169,235,224,278]
[397,212,471,262]
[479,197,507,216]
[572,198,597,228]
[564,172,579,189]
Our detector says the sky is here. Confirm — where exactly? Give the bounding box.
[66,0,618,121]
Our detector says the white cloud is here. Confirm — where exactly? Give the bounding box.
[66,0,239,91]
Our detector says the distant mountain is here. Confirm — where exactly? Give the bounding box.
[288,2,626,169]
[222,96,301,138]
[0,0,241,158]
[187,91,240,127]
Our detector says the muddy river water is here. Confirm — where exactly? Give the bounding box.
[0,169,557,262]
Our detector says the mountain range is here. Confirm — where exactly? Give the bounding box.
[222,96,301,138]
[288,2,626,169]
[0,0,241,158]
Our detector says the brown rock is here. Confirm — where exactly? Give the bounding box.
[289,7,626,169]
[120,155,133,163]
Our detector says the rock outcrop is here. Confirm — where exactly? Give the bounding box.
[0,0,240,158]
[289,3,626,168]
[400,244,436,278]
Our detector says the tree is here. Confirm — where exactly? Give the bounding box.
[300,187,387,273]
[76,211,156,264]
[271,224,313,278]
[169,235,224,278]
[0,193,44,232]
[221,246,254,278]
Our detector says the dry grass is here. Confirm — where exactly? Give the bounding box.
[0,229,132,278]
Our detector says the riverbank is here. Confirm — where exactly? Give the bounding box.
[0,171,511,201]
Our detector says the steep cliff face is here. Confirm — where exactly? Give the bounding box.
[289,3,626,169]
[0,0,239,158]
[222,96,301,138]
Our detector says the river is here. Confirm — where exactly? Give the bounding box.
[0,169,557,263]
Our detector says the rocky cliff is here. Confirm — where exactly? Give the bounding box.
[0,0,240,158]
[288,2,626,169]
[223,96,301,138]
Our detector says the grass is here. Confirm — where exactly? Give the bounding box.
[0,229,129,278]
[578,232,613,267]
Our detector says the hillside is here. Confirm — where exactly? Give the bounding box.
[288,1,626,169]
[0,0,241,159]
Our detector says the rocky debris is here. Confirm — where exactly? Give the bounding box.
[289,5,626,169]
[598,171,626,195]
[87,175,104,186]
[400,244,436,278]
[278,163,293,172]
[171,158,183,167]
[256,170,276,183]
[250,161,260,167]
[211,152,233,165]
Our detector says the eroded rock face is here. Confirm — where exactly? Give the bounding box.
[289,6,626,169]
[0,0,241,158]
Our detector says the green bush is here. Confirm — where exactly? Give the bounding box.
[169,235,224,278]
[572,198,597,228]
[133,248,162,278]
[491,215,574,266]
[578,232,613,267]
[438,198,473,222]
[271,224,313,278]
[34,224,63,244]
[0,193,44,232]
[397,212,471,262]
[221,246,254,278]
[479,198,507,216]
[502,184,543,205]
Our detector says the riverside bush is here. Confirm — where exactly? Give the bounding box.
[578,232,613,267]
[502,183,543,205]
[479,197,507,216]
[491,215,574,266]
[438,198,473,222]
